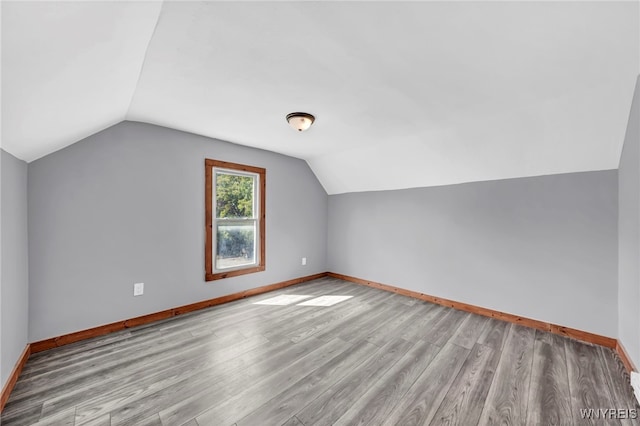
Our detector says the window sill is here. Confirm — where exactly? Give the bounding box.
[206,265,266,281]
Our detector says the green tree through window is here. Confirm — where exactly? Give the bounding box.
[216,174,253,218]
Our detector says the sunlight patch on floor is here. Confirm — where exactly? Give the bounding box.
[253,294,313,305]
[253,294,354,307]
[297,295,354,306]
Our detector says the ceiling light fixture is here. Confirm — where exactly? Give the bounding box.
[286,112,315,132]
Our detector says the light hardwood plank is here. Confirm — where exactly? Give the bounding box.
[292,338,415,426]
[335,302,399,343]
[430,342,501,425]
[423,308,469,347]
[193,339,374,425]
[0,398,43,425]
[477,317,511,351]
[281,416,304,426]
[333,339,441,426]
[106,335,327,425]
[40,330,255,416]
[365,304,426,347]
[450,314,490,349]
[135,413,163,426]
[477,324,535,425]
[33,406,75,426]
[382,342,470,425]
[76,413,111,426]
[73,334,270,424]
[565,338,622,425]
[397,303,446,342]
[154,336,348,425]
[526,331,573,425]
[597,345,639,424]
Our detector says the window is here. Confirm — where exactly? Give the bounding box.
[205,159,265,281]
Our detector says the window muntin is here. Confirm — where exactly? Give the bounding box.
[205,159,265,281]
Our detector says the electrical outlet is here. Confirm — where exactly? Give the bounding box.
[133,282,144,296]
[301,257,307,266]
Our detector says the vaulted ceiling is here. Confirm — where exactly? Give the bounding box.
[2,1,639,194]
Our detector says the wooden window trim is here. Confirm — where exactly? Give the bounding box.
[205,159,266,281]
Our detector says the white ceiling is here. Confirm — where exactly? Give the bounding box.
[2,1,639,194]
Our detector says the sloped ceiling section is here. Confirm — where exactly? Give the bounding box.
[1,1,162,161]
[2,1,639,194]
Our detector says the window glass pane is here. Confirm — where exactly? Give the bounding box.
[215,222,256,269]
[215,172,254,219]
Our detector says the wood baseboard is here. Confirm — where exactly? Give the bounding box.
[1,344,31,412]
[616,340,638,373]
[31,272,328,353]
[327,272,618,349]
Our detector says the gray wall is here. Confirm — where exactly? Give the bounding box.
[619,75,640,368]
[1,150,29,389]
[28,121,328,341]
[329,171,618,337]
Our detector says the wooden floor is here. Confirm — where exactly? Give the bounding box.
[3,277,639,425]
